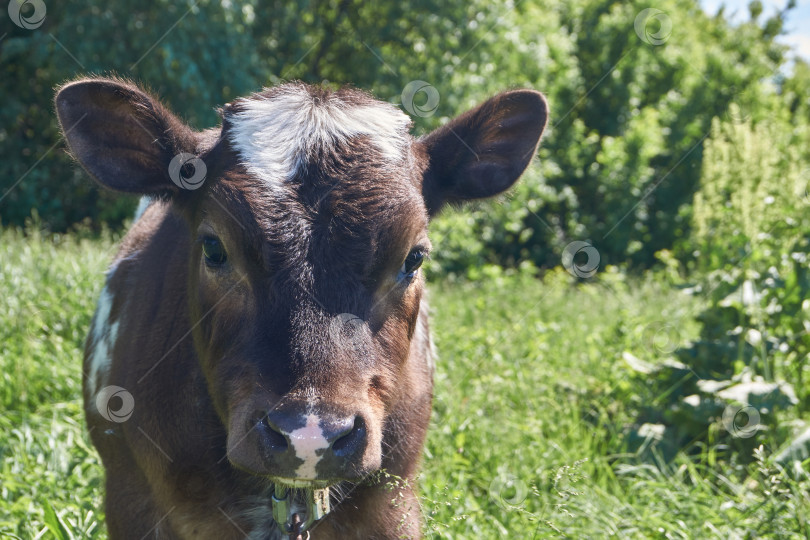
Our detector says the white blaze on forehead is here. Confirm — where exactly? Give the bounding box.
[87,285,119,397]
[286,414,330,479]
[226,85,411,185]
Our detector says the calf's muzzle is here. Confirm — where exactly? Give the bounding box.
[247,403,369,483]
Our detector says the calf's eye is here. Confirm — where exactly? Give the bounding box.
[202,236,228,266]
[400,250,425,279]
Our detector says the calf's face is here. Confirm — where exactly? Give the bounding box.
[56,78,548,488]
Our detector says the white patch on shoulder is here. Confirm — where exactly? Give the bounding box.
[416,316,435,374]
[417,301,436,374]
[132,195,152,222]
[286,414,330,479]
[226,85,411,185]
[87,285,119,398]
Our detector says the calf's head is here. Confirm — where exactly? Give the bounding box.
[56,78,547,487]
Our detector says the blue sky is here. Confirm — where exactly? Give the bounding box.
[700,0,810,60]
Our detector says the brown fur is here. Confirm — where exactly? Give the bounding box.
[57,77,548,539]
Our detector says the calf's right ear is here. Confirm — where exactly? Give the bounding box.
[55,78,197,195]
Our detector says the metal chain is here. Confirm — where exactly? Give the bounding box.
[290,512,306,540]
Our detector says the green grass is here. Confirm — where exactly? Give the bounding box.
[422,269,810,538]
[1,227,116,539]
[1,228,808,538]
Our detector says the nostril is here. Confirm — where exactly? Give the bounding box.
[255,413,288,453]
[332,416,366,458]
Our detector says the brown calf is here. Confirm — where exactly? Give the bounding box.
[56,77,547,539]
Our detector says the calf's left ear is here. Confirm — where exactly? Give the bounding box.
[420,90,548,217]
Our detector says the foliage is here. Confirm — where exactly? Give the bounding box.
[1,0,803,273]
[0,0,264,229]
[688,110,810,398]
[408,0,796,273]
[3,228,810,536]
[693,102,810,399]
[3,0,810,536]
[613,93,810,477]
[0,0,526,231]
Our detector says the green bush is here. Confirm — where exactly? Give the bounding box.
[687,102,810,401]
[621,90,810,466]
[429,0,793,272]
[2,0,800,274]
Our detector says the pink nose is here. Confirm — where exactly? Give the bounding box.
[255,408,367,481]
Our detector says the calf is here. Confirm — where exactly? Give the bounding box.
[56,77,547,539]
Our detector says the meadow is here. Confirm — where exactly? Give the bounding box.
[3,0,810,537]
[1,224,808,539]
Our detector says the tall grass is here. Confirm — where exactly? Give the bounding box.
[1,229,808,538]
